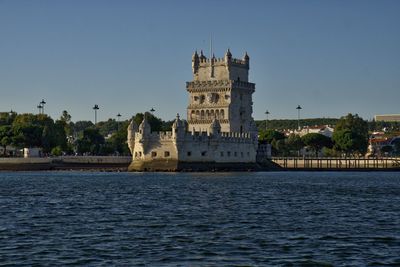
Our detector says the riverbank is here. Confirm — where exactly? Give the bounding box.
[271,157,400,171]
[0,156,131,171]
[1,156,400,172]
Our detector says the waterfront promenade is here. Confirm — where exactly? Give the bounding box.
[272,157,400,170]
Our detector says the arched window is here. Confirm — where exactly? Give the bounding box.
[215,110,220,119]
[210,110,215,119]
[196,110,200,119]
[206,110,210,119]
[220,109,225,119]
[201,110,205,120]
[191,110,195,119]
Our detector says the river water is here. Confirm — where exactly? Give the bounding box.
[0,171,399,266]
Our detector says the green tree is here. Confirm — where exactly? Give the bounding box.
[332,113,369,155]
[393,139,400,155]
[259,129,285,144]
[60,110,73,136]
[0,125,13,156]
[132,112,164,132]
[381,145,393,156]
[97,118,119,136]
[301,133,332,157]
[76,128,105,155]
[11,113,68,154]
[73,121,94,134]
[275,139,289,156]
[286,133,304,155]
[106,121,130,155]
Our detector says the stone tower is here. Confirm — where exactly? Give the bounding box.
[186,49,256,133]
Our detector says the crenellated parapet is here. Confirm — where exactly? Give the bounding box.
[192,49,250,82]
[192,49,249,70]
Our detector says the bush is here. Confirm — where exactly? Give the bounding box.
[51,146,63,156]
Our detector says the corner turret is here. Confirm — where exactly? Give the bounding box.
[244,52,249,66]
[225,48,232,62]
[138,114,151,137]
[209,117,221,136]
[199,50,206,62]
[192,50,199,74]
[127,119,138,154]
[172,113,185,139]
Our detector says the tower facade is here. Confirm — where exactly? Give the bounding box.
[187,49,255,133]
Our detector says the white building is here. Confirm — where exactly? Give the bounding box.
[374,114,400,122]
[299,125,334,138]
[127,49,259,171]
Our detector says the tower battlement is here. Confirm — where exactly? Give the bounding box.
[192,49,250,82]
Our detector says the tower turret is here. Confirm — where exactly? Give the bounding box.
[127,119,138,154]
[209,117,221,136]
[192,50,199,74]
[172,113,185,138]
[199,50,206,62]
[225,48,232,62]
[244,52,249,66]
[138,114,151,137]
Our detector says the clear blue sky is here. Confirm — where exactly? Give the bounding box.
[1,0,399,122]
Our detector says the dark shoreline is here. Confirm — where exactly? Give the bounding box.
[1,162,399,172]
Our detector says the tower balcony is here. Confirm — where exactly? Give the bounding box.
[188,119,230,124]
[186,80,255,92]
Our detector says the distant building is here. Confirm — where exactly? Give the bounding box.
[299,125,334,138]
[284,125,334,138]
[368,133,400,156]
[23,147,42,158]
[0,145,17,157]
[374,114,400,122]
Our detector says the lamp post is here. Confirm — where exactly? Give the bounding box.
[117,113,121,131]
[265,110,270,131]
[296,105,302,130]
[37,104,43,114]
[40,99,46,114]
[93,104,99,125]
[8,110,14,124]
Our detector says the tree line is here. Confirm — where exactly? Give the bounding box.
[0,111,173,157]
[255,117,400,132]
[1,110,398,157]
[259,114,373,157]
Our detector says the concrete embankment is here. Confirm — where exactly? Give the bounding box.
[0,156,131,171]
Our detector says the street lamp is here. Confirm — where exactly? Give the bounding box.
[8,110,14,124]
[296,105,302,130]
[93,104,99,124]
[265,110,270,131]
[37,104,43,114]
[150,108,155,114]
[117,113,121,131]
[40,99,46,114]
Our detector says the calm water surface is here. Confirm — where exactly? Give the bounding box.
[0,171,399,266]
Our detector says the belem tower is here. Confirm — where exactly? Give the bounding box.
[127,49,261,171]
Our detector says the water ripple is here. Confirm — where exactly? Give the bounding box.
[0,171,399,265]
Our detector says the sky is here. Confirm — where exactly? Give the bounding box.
[0,0,399,122]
